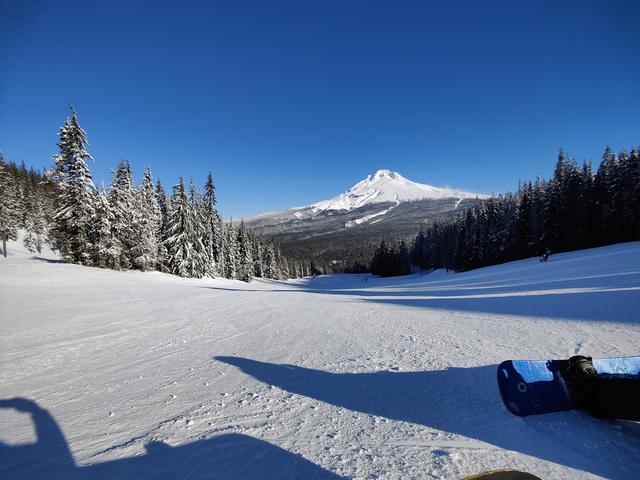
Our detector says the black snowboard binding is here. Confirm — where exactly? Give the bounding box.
[562,355,600,409]
[565,356,599,381]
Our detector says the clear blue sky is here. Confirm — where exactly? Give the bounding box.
[1,0,638,217]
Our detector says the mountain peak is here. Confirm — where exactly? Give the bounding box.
[369,169,400,181]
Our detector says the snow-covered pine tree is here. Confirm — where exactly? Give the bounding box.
[263,243,278,279]
[22,189,47,254]
[18,181,32,230]
[109,160,136,269]
[280,255,290,280]
[0,154,19,257]
[49,110,96,264]
[236,221,254,282]
[188,178,208,277]
[89,186,120,268]
[274,244,290,279]
[252,235,264,278]
[164,177,205,278]
[299,260,306,278]
[203,172,221,276]
[273,244,281,278]
[132,167,161,271]
[216,213,226,277]
[155,179,170,272]
[165,177,191,277]
[224,220,238,279]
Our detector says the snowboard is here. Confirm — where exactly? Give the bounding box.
[463,470,541,480]
[497,356,640,417]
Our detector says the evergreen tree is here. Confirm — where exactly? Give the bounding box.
[203,172,221,276]
[49,109,96,264]
[188,178,208,276]
[0,154,19,256]
[22,191,47,254]
[542,149,565,253]
[216,222,227,279]
[560,157,583,251]
[615,150,635,242]
[89,186,120,268]
[411,231,425,266]
[397,239,411,275]
[277,246,290,280]
[165,177,196,277]
[578,161,596,248]
[263,243,278,279]
[252,236,264,278]
[236,222,255,282]
[132,167,161,271]
[514,183,534,258]
[109,160,136,269]
[223,221,238,279]
[370,239,391,276]
[155,179,170,272]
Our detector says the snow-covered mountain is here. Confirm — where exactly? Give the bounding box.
[306,169,485,213]
[245,170,488,258]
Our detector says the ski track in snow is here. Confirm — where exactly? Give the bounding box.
[1,238,640,479]
[345,196,400,228]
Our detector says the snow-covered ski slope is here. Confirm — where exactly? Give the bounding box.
[1,238,639,479]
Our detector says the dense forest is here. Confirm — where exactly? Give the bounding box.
[0,110,309,281]
[371,147,640,276]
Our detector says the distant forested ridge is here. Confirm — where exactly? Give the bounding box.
[371,147,639,276]
[0,110,308,280]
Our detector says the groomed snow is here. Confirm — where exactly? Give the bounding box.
[1,237,639,479]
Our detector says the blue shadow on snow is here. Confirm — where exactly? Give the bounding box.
[216,356,640,480]
[0,397,343,480]
[201,267,640,322]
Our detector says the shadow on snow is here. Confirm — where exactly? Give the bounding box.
[29,256,64,264]
[201,267,640,322]
[215,356,640,479]
[0,398,343,480]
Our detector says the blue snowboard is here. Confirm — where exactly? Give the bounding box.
[497,356,640,416]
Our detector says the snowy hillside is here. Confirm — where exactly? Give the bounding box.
[307,169,487,213]
[1,239,639,479]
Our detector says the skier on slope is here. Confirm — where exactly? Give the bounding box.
[562,356,640,420]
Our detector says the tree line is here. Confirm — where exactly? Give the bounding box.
[0,110,312,280]
[4,112,637,279]
[371,147,639,276]
[0,157,52,257]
